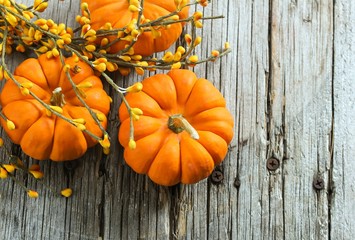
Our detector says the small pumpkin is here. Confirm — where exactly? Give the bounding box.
[119,69,234,186]
[0,54,111,161]
[82,0,190,56]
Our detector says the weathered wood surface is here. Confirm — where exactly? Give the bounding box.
[0,0,354,239]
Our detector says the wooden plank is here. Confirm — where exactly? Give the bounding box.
[332,0,355,238]
[0,0,354,239]
[0,1,106,239]
[182,1,239,239]
[270,1,333,239]
[224,0,270,239]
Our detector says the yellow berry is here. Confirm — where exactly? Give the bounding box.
[85,45,96,52]
[129,139,136,150]
[162,51,174,63]
[131,55,142,61]
[119,55,132,62]
[135,67,144,75]
[184,34,192,46]
[84,29,96,38]
[171,62,182,69]
[27,190,39,198]
[106,62,118,72]
[131,29,140,38]
[224,42,230,49]
[76,82,93,89]
[6,119,15,130]
[96,112,106,122]
[129,5,139,12]
[16,44,25,53]
[195,21,203,28]
[103,22,113,30]
[36,46,48,53]
[193,12,203,21]
[56,39,65,48]
[3,164,15,173]
[20,87,30,96]
[52,48,60,57]
[211,50,220,57]
[61,188,73,197]
[103,147,110,155]
[0,168,8,179]
[131,108,143,116]
[174,51,182,62]
[126,82,143,93]
[194,36,202,46]
[81,2,89,11]
[29,170,44,179]
[5,13,18,27]
[188,55,199,63]
[34,0,48,12]
[117,31,125,38]
[49,105,63,114]
[99,134,110,149]
[75,123,86,131]
[94,62,107,72]
[100,38,109,47]
[169,15,180,21]
[177,46,186,54]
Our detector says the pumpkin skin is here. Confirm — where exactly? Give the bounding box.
[118,70,234,186]
[0,54,110,161]
[82,0,190,56]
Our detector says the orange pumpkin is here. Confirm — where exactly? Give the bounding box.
[82,0,190,56]
[0,54,111,161]
[119,70,234,186]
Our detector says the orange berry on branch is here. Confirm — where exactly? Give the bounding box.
[81,0,190,56]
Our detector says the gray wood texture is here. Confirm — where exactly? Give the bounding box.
[0,0,354,239]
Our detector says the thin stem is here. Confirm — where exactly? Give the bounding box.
[0,5,58,40]
[100,71,135,141]
[168,114,199,140]
[58,50,107,140]
[0,24,102,142]
[0,12,8,62]
[186,47,232,66]
[136,0,145,28]
[5,170,31,192]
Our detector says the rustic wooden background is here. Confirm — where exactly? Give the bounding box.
[1,0,354,239]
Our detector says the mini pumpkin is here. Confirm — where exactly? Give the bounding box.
[82,0,190,56]
[0,54,111,161]
[119,70,234,186]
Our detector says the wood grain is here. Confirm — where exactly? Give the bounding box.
[332,0,355,239]
[0,0,354,239]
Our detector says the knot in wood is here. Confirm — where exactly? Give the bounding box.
[64,161,79,171]
[233,177,240,189]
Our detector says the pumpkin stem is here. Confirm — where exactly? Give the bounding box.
[168,114,199,140]
[50,87,66,107]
